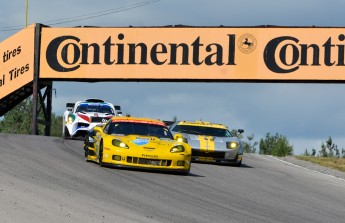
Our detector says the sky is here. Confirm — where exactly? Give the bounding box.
[1,0,345,155]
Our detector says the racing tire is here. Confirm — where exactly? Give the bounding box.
[181,169,190,176]
[232,155,242,167]
[99,141,104,167]
[63,126,70,139]
[84,137,90,162]
[235,160,242,167]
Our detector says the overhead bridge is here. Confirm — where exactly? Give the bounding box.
[1,24,345,135]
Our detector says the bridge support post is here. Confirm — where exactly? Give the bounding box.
[31,23,53,136]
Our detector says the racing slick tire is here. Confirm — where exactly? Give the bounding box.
[99,141,104,167]
[84,137,90,162]
[235,160,242,167]
[181,168,190,176]
[63,126,71,139]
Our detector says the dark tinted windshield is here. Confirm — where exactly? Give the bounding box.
[172,125,232,137]
[109,122,173,139]
[76,104,114,114]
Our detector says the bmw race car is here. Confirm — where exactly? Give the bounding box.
[63,99,122,139]
[84,116,192,174]
[170,121,244,166]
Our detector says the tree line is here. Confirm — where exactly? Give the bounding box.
[0,98,62,137]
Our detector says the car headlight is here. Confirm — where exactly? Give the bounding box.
[226,141,240,149]
[175,136,188,143]
[170,145,185,153]
[112,139,129,148]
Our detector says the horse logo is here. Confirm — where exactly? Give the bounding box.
[238,34,257,54]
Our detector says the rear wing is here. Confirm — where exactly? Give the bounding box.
[66,103,75,112]
[163,120,176,128]
[114,105,122,116]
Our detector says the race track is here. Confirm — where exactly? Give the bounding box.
[0,134,344,223]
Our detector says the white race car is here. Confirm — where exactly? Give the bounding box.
[62,99,122,139]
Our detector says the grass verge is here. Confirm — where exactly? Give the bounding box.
[295,156,345,172]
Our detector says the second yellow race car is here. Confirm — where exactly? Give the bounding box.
[169,120,244,166]
[84,116,192,174]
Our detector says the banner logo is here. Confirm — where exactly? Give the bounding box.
[238,34,257,54]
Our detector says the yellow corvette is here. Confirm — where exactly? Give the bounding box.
[84,116,192,174]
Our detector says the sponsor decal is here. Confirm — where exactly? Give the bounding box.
[133,138,149,145]
[37,27,345,81]
[44,33,236,72]
[0,24,35,99]
[264,34,345,73]
[142,154,158,158]
[1,46,31,88]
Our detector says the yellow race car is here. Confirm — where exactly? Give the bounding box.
[84,116,192,174]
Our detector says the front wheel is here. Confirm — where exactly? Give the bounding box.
[99,141,104,167]
[84,136,89,162]
[63,126,70,139]
[235,160,242,167]
[181,169,190,175]
[178,167,190,176]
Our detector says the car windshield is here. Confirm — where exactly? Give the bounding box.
[172,125,233,137]
[76,104,114,114]
[109,122,173,139]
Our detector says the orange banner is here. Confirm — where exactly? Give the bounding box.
[0,24,35,99]
[38,27,345,81]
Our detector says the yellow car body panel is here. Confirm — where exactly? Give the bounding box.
[177,121,227,129]
[84,117,192,174]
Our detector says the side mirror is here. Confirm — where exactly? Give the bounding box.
[237,129,244,137]
[91,126,103,136]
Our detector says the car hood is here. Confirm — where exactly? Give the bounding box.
[115,135,178,150]
[177,133,242,149]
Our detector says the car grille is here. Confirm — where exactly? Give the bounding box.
[90,117,111,123]
[126,156,172,166]
[192,150,225,159]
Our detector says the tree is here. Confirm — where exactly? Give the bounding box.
[50,114,63,137]
[335,147,340,158]
[320,142,328,157]
[0,98,33,134]
[243,134,258,153]
[0,97,63,136]
[259,132,293,157]
[311,148,316,156]
[304,148,310,156]
[319,137,337,157]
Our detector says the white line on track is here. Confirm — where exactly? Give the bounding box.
[268,155,345,182]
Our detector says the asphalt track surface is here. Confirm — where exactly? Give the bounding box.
[1,134,345,223]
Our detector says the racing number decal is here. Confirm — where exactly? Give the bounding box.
[198,136,215,152]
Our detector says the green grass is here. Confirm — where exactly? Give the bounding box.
[295,156,345,172]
